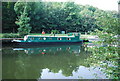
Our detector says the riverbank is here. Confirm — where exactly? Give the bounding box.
[0,33,93,38]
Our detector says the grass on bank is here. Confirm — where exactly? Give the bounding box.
[0,33,93,38]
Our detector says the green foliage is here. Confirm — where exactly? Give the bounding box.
[86,10,119,79]
[51,30,59,34]
[96,12,119,35]
[86,46,119,79]
[15,2,31,37]
[14,2,109,33]
[3,2,118,34]
[2,33,20,38]
[16,12,31,37]
[14,2,25,16]
[2,2,18,33]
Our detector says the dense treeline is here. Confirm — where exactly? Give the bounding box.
[2,1,118,35]
[2,2,18,33]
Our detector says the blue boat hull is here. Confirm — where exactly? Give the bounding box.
[11,41,83,47]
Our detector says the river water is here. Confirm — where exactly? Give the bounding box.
[2,43,107,79]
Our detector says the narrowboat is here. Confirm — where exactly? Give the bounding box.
[12,33,83,46]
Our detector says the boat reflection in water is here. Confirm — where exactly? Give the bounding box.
[13,44,82,55]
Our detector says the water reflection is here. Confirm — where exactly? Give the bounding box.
[40,66,107,79]
[2,44,107,79]
[12,45,81,55]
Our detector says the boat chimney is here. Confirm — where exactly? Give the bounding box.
[74,33,80,40]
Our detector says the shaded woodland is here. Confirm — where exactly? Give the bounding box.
[2,1,118,34]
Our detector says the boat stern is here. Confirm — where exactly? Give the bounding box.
[12,39,24,43]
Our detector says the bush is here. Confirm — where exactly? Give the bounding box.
[2,33,21,38]
[51,30,59,34]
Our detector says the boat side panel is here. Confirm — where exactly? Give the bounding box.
[25,36,80,42]
[12,42,83,47]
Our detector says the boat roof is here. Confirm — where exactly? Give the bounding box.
[26,35,75,37]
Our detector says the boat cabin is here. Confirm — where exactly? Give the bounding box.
[23,33,80,42]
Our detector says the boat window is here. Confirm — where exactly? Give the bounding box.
[49,38,52,40]
[58,38,62,40]
[75,33,78,36]
[67,38,71,40]
[39,38,42,40]
[43,37,46,40]
[31,37,34,40]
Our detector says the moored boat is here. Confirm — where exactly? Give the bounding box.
[12,33,83,46]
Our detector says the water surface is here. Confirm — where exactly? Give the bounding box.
[2,44,107,79]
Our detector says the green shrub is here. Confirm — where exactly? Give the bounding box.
[51,30,59,34]
[2,33,21,38]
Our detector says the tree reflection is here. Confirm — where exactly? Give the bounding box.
[2,45,90,79]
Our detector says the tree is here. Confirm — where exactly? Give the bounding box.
[2,2,18,33]
[86,10,120,79]
[15,3,31,37]
[14,1,117,34]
